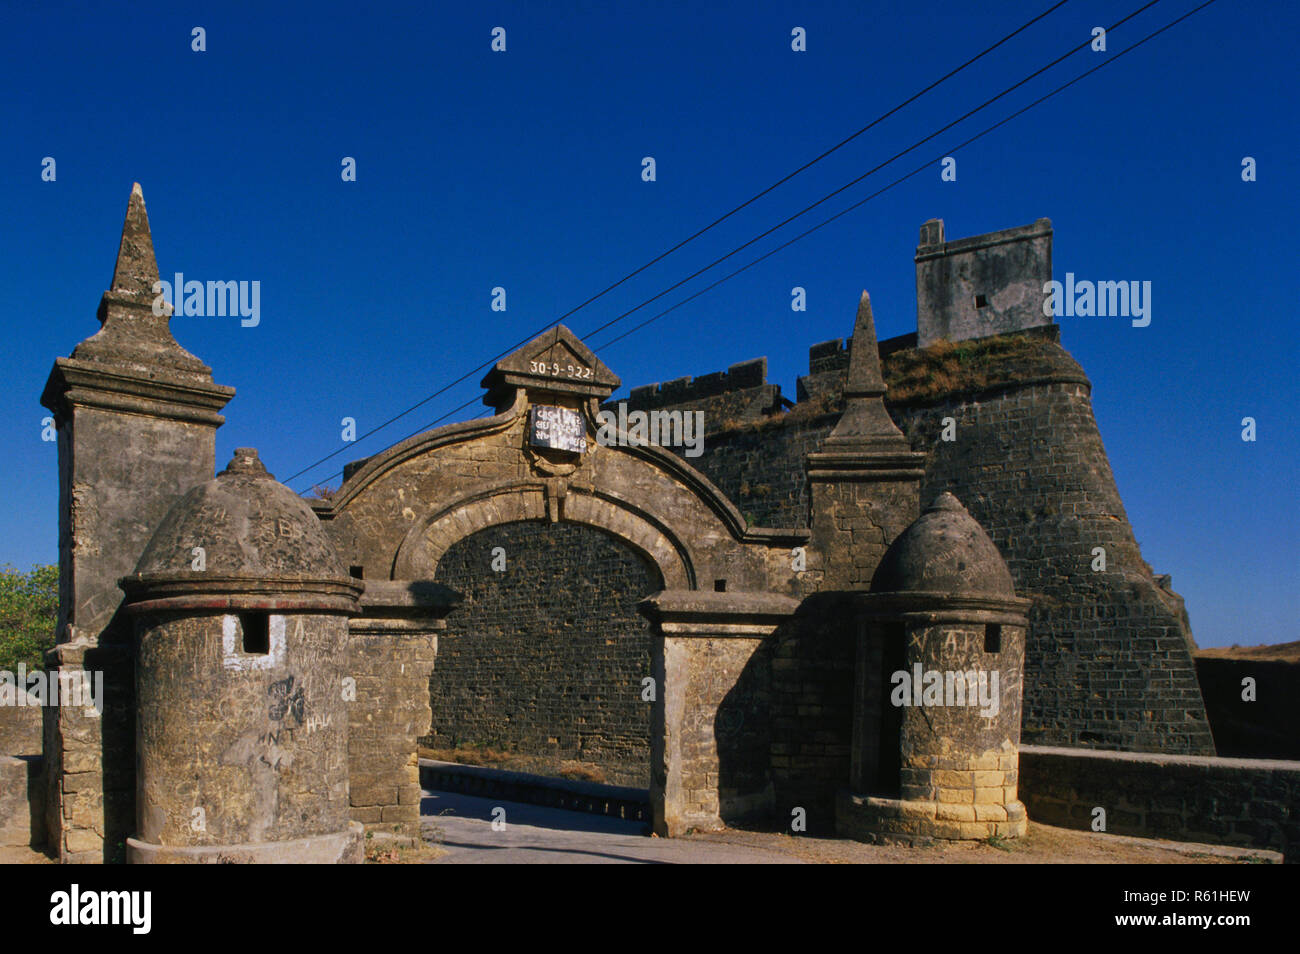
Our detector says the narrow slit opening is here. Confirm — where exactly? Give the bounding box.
[241,613,270,655]
[984,624,1002,654]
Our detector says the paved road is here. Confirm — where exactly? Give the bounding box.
[421,790,802,864]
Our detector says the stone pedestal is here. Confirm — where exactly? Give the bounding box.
[346,580,456,842]
[639,590,797,837]
[40,184,233,862]
[806,292,926,591]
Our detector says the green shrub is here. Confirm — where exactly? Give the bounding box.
[0,563,58,672]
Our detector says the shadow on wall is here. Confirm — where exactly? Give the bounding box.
[715,635,775,828]
[760,594,858,833]
[1196,657,1300,760]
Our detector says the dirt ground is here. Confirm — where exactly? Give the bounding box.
[689,821,1280,864]
[0,845,50,864]
[5,819,1278,865]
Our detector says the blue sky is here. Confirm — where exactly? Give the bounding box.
[1,0,1295,647]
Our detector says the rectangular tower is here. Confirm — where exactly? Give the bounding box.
[915,218,1053,346]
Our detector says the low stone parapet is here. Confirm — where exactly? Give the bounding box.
[1020,745,1300,863]
[420,760,650,822]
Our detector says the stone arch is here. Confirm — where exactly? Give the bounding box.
[391,480,693,588]
[427,518,663,786]
[318,325,809,838]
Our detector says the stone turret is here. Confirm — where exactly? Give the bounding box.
[914,217,1053,347]
[40,184,235,862]
[805,291,927,590]
[838,492,1032,844]
[121,448,364,863]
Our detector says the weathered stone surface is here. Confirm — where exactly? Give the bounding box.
[132,448,346,580]
[0,694,42,756]
[1021,746,1300,862]
[915,218,1053,347]
[889,376,1215,755]
[0,756,42,847]
[427,521,657,787]
[840,493,1031,843]
[40,185,234,863]
[127,822,364,864]
[123,449,361,863]
[870,493,1016,598]
[40,199,1229,861]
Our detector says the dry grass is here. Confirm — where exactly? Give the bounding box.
[420,743,513,766]
[882,334,1049,405]
[304,483,338,501]
[694,821,1280,865]
[419,744,610,785]
[558,762,607,784]
[703,334,1058,437]
[363,836,446,864]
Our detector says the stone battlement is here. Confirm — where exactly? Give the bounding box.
[626,357,770,408]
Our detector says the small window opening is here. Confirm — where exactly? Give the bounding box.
[241,613,270,655]
[714,579,727,592]
[349,565,364,579]
[984,624,1002,654]
[974,294,989,308]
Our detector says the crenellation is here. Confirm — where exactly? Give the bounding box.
[23,194,1264,864]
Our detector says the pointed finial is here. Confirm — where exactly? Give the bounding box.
[68,184,214,377]
[108,182,161,305]
[927,491,965,514]
[221,447,273,479]
[819,289,914,452]
[845,291,887,397]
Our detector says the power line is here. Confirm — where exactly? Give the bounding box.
[590,0,1218,352]
[297,0,1214,493]
[580,0,1162,342]
[283,1,1075,486]
[533,0,1074,330]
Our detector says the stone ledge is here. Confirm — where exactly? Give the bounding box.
[127,821,363,864]
[420,759,650,823]
[638,590,800,633]
[1022,744,1300,772]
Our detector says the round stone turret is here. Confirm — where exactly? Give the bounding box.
[133,447,348,583]
[869,492,1015,599]
[121,448,363,864]
[838,492,1032,846]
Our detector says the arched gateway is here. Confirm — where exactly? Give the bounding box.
[314,326,808,835]
[40,186,1040,861]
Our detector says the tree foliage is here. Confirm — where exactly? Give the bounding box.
[0,563,58,672]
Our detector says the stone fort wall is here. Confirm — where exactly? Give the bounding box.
[425,521,660,788]
[413,321,1213,804]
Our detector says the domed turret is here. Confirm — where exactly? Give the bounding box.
[838,490,1032,846]
[121,448,363,864]
[133,447,347,581]
[870,492,1015,599]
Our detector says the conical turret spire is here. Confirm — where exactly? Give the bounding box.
[68,183,211,378]
[108,183,162,305]
[821,291,911,450]
[844,290,888,398]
